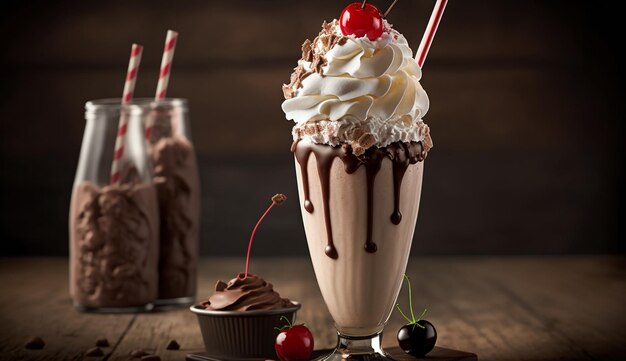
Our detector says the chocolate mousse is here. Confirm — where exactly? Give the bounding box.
[201,273,292,311]
[190,194,299,359]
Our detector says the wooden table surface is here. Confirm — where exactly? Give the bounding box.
[0,256,624,361]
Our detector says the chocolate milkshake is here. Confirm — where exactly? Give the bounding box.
[70,99,160,311]
[148,99,200,305]
[70,180,159,309]
[282,15,432,346]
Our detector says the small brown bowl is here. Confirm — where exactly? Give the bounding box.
[190,301,301,360]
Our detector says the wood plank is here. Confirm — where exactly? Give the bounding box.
[463,257,626,360]
[1,257,624,361]
[419,259,587,361]
[0,258,134,361]
[106,309,201,361]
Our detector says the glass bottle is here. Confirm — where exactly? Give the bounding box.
[146,98,200,306]
[69,98,159,312]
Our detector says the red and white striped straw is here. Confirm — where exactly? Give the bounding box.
[145,30,178,140]
[110,43,143,185]
[155,30,178,101]
[415,0,448,68]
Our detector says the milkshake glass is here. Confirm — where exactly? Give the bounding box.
[282,19,432,360]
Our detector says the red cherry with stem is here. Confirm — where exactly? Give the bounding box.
[340,1,384,41]
[274,316,314,361]
[244,194,287,277]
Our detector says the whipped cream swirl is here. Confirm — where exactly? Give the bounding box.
[282,20,432,153]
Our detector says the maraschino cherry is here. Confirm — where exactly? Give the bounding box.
[340,1,384,40]
[274,316,314,361]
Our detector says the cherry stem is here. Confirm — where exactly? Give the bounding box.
[244,201,277,278]
[361,0,367,9]
[273,315,294,332]
[384,0,400,17]
[396,304,413,324]
[396,274,427,329]
[281,315,293,328]
[416,307,427,322]
[405,274,416,322]
[412,308,427,330]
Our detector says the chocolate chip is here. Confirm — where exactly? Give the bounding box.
[85,347,104,357]
[24,336,45,350]
[95,338,109,347]
[130,349,150,358]
[215,280,227,292]
[140,356,161,361]
[165,339,180,350]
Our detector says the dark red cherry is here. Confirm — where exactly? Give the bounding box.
[340,2,384,41]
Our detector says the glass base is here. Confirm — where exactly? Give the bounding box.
[315,332,396,361]
[154,295,195,309]
[73,302,154,313]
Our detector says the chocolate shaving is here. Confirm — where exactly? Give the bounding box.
[303,123,321,136]
[282,84,294,99]
[283,20,348,99]
[215,280,227,292]
[302,39,313,62]
[348,128,377,156]
[417,122,434,152]
[351,128,366,140]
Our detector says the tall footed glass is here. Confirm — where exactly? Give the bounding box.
[293,139,426,360]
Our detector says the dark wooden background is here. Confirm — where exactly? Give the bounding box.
[1,0,623,256]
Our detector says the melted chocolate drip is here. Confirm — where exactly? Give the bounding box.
[316,145,339,259]
[388,143,409,225]
[364,152,383,253]
[293,140,426,259]
[292,141,314,213]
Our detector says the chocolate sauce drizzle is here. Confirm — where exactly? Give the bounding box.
[292,141,314,213]
[293,140,426,259]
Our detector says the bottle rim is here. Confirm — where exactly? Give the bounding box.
[85,98,187,115]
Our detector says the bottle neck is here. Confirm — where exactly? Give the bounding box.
[77,100,153,187]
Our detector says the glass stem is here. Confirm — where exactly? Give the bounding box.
[335,331,389,358]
